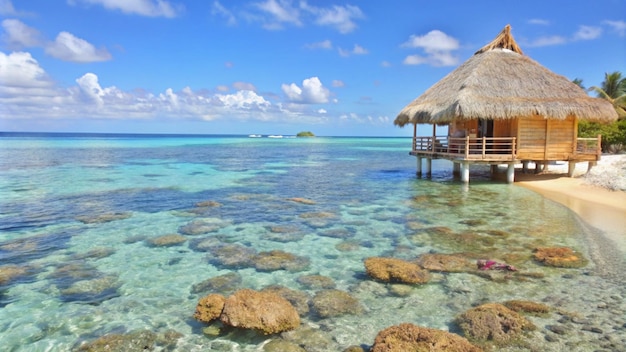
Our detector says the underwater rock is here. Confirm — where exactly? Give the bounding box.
[194,293,226,323]
[59,275,121,304]
[219,289,300,334]
[456,303,535,345]
[503,300,551,315]
[533,247,587,268]
[262,226,305,243]
[146,234,187,247]
[208,243,257,269]
[287,197,316,205]
[0,264,35,286]
[364,257,430,284]
[261,285,311,316]
[189,236,222,252]
[76,329,181,351]
[76,212,132,224]
[280,326,333,351]
[191,271,243,295]
[318,228,354,239]
[253,250,310,272]
[311,289,363,318]
[263,339,307,352]
[71,247,116,260]
[415,253,473,273]
[178,218,230,236]
[371,323,482,352]
[296,274,336,289]
[335,240,361,252]
[459,219,487,227]
[409,227,497,252]
[0,232,72,264]
[196,200,222,207]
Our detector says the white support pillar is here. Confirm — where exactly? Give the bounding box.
[506,163,515,184]
[568,161,576,177]
[460,162,470,183]
[587,161,597,172]
[416,157,422,176]
[425,158,432,176]
[453,162,460,175]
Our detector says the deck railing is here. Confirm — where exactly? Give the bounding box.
[575,136,602,159]
[412,136,517,161]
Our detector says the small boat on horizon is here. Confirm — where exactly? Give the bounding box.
[248,134,262,138]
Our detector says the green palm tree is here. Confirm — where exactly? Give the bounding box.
[589,71,626,119]
[572,78,585,90]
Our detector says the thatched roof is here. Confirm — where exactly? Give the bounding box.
[395,25,618,126]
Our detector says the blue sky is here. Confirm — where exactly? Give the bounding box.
[1,0,625,136]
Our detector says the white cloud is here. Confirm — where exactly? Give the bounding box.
[573,25,602,40]
[302,2,364,34]
[281,76,330,104]
[45,31,112,62]
[212,1,236,26]
[603,20,626,36]
[317,108,326,114]
[401,30,460,67]
[233,81,256,91]
[332,80,344,88]
[2,19,42,48]
[381,61,391,67]
[69,0,183,18]
[305,39,332,50]
[338,44,368,57]
[0,0,17,15]
[254,0,301,29]
[0,51,53,88]
[528,18,550,25]
[525,35,567,47]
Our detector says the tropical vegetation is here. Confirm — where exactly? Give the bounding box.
[296,131,315,137]
[576,71,626,153]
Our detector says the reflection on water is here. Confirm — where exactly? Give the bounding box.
[0,134,624,351]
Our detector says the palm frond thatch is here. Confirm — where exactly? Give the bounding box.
[395,25,618,127]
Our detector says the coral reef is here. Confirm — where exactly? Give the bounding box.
[456,303,535,345]
[194,293,226,323]
[220,289,300,334]
[146,234,187,247]
[261,285,311,316]
[415,253,473,273]
[364,257,430,284]
[191,271,242,295]
[75,212,132,224]
[311,289,363,318]
[370,323,482,352]
[253,250,310,272]
[533,247,587,268]
[503,300,551,315]
[296,274,336,289]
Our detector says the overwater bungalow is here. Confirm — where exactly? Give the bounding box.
[394,25,618,183]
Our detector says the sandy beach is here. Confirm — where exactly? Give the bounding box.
[515,155,626,255]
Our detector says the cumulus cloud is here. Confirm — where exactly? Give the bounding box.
[0,51,53,88]
[45,32,112,62]
[2,19,43,48]
[573,25,602,40]
[68,0,183,18]
[401,30,460,67]
[281,76,330,104]
[233,81,256,91]
[603,20,626,36]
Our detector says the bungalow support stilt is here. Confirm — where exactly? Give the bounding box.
[522,161,529,173]
[425,158,432,176]
[460,162,470,183]
[416,157,422,176]
[568,161,576,177]
[506,163,515,183]
[453,162,460,175]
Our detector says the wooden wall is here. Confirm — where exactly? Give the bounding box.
[516,115,575,160]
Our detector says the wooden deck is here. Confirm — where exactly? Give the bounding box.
[408,135,601,183]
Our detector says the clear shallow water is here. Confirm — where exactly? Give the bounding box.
[1,133,625,351]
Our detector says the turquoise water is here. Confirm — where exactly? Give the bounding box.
[1,133,624,351]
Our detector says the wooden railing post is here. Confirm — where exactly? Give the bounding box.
[511,137,516,159]
[481,137,486,159]
[597,134,602,160]
[464,136,470,158]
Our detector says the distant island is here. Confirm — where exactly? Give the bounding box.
[296,131,315,137]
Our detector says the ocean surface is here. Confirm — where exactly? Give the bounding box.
[1,133,624,351]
